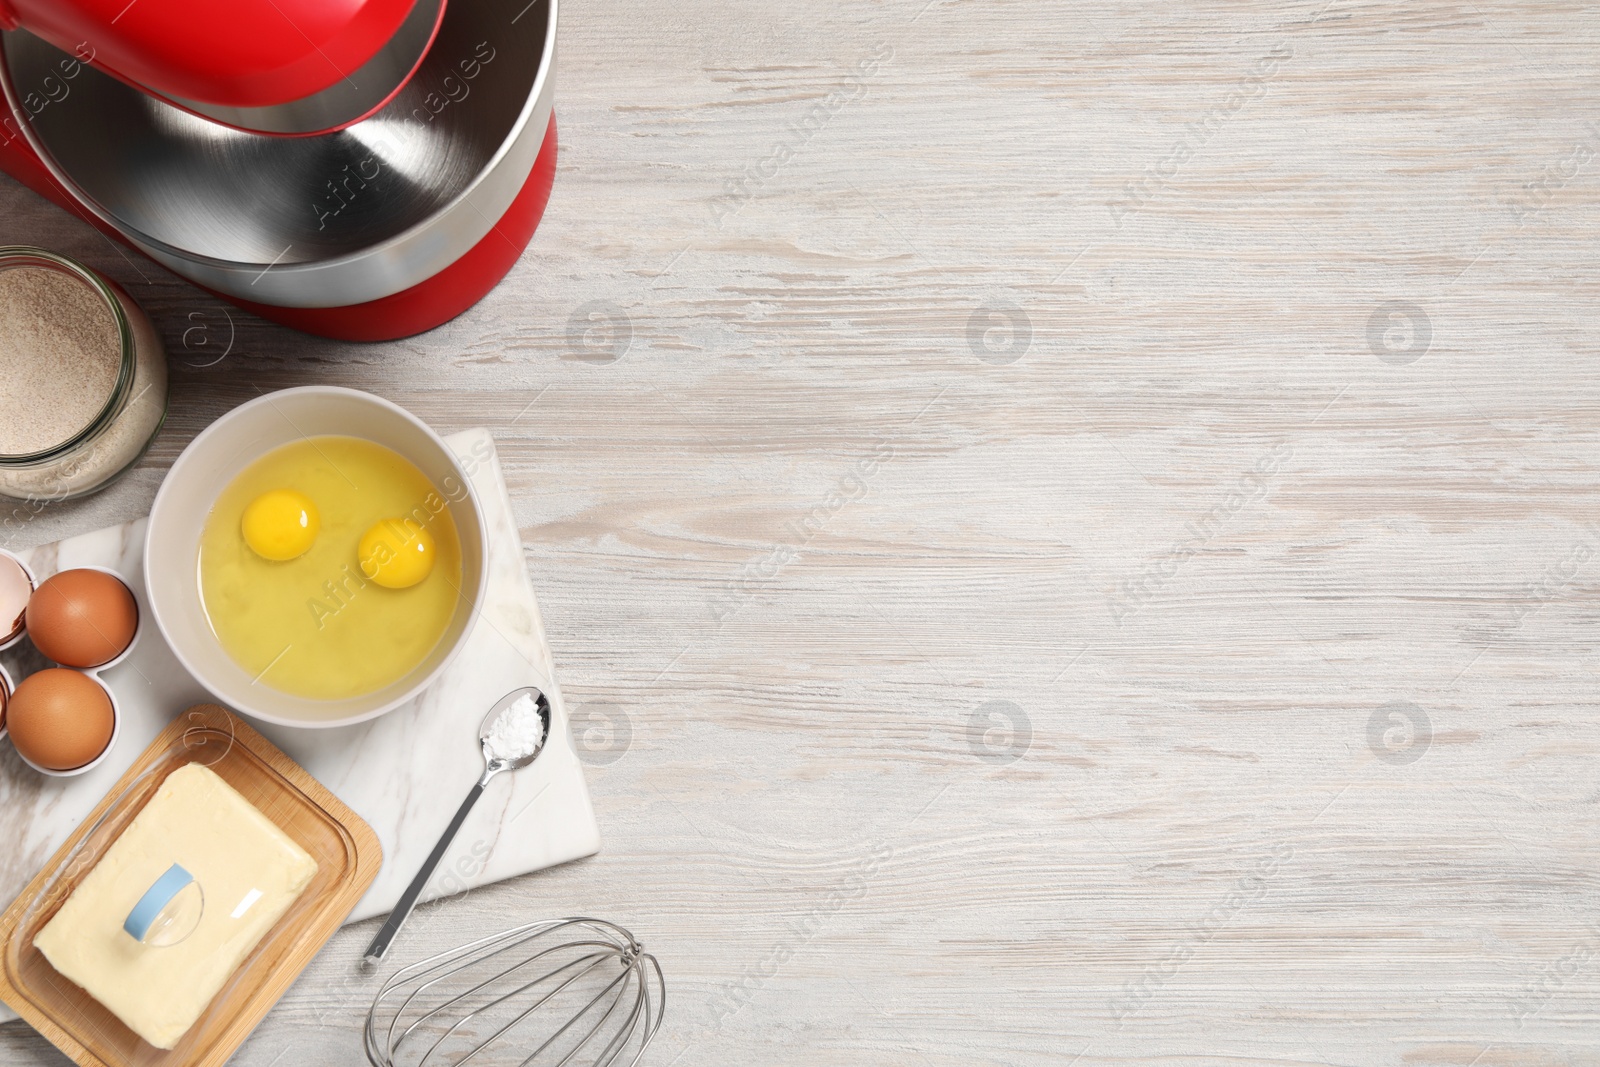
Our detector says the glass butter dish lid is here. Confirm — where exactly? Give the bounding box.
[0,704,382,1067]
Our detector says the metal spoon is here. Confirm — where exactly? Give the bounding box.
[364,686,552,966]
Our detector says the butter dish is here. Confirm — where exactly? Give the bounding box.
[0,704,381,1067]
[34,763,319,1048]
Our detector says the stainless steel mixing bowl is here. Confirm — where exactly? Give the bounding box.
[0,0,555,309]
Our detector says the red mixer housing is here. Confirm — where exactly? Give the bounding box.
[0,0,425,107]
[0,0,558,342]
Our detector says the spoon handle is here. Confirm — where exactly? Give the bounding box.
[364,777,489,966]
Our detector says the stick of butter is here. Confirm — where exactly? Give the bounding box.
[34,763,318,1050]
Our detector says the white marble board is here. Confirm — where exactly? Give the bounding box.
[0,429,600,1023]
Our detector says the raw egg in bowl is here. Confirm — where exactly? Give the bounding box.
[144,387,488,728]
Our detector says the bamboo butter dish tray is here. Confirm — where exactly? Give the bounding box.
[0,704,382,1067]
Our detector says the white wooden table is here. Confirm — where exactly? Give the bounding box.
[4,1,1600,1063]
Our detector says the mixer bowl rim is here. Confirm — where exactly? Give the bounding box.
[0,0,557,285]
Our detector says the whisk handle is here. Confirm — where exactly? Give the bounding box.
[364,779,487,966]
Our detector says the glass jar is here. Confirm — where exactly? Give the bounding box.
[0,247,168,502]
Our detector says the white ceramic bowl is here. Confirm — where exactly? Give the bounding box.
[144,387,488,728]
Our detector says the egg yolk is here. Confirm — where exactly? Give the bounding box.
[241,489,320,561]
[359,518,436,589]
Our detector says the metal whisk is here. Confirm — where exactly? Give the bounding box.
[366,918,665,1067]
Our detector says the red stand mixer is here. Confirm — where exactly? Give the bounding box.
[0,0,558,340]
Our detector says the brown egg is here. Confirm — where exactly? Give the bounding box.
[7,669,114,771]
[26,568,138,668]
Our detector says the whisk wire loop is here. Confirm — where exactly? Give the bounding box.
[367,918,664,1067]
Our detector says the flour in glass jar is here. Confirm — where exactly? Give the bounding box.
[0,267,121,455]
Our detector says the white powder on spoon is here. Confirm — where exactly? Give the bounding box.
[484,692,546,763]
[0,267,121,455]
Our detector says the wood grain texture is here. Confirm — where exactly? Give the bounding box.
[5,0,1600,1064]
